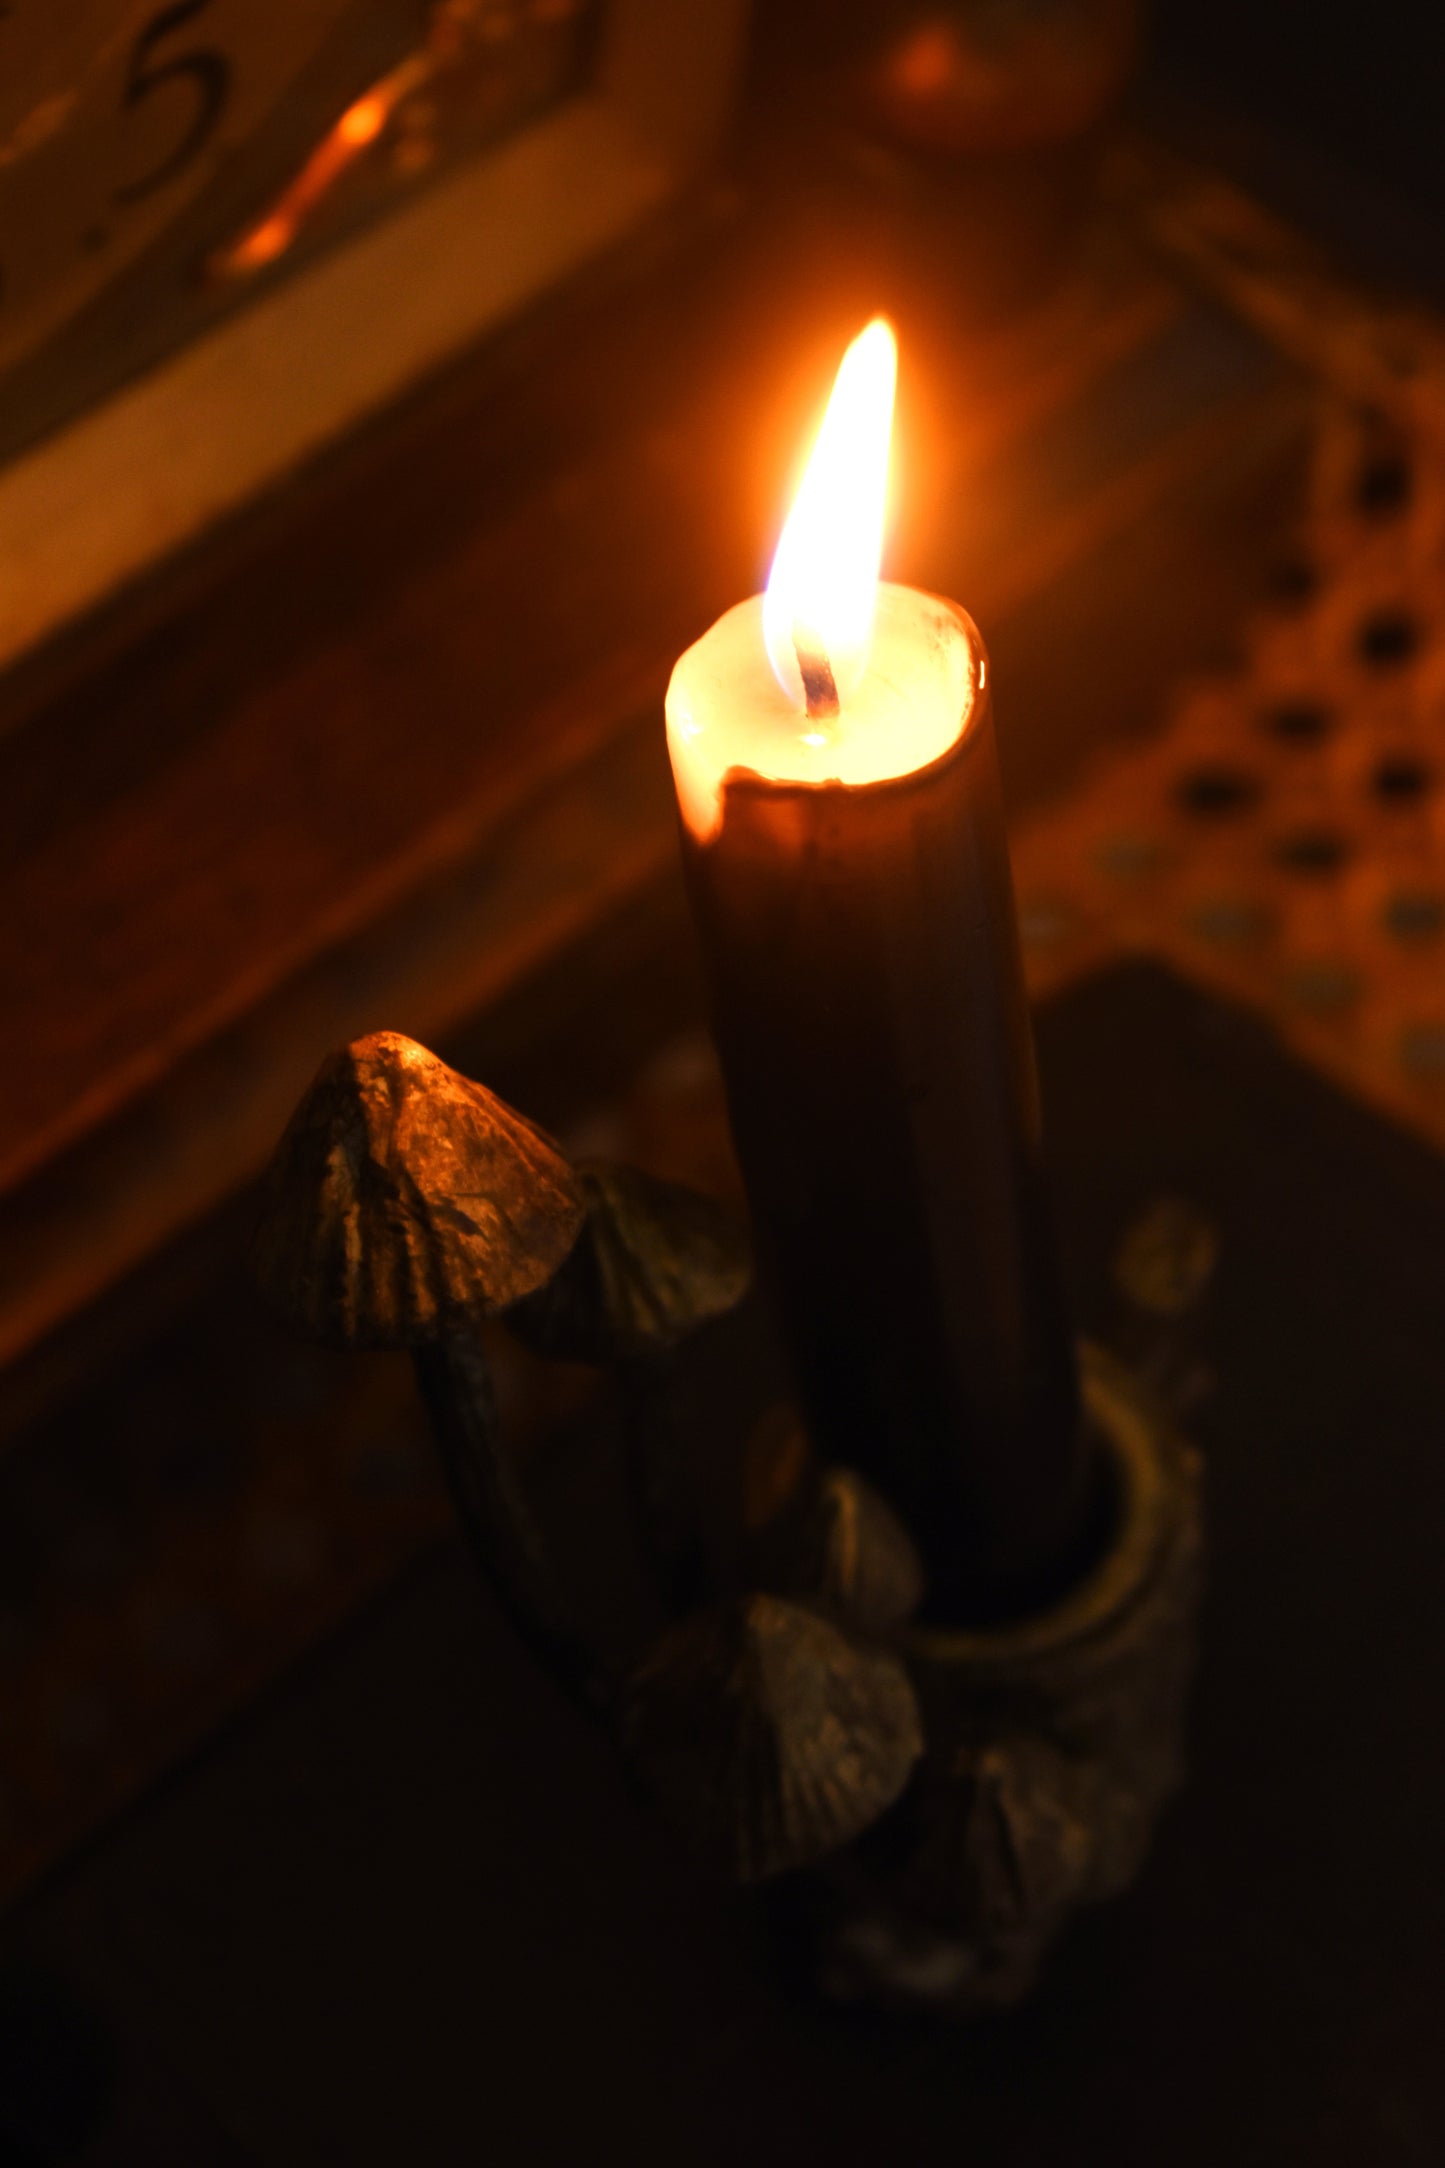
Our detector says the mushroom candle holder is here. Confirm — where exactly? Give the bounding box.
[254,1029,1203,2016]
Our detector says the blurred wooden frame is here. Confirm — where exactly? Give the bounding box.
[0,0,749,697]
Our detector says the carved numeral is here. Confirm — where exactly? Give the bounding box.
[114,0,232,204]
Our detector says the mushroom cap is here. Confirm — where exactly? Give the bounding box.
[623,1593,923,1882]
[793,1467,928,1634]
[1113,1195,1218,1319]
[910,1734,1096,1947]
[254,1032,585,1348]
[506,1161,750,1364]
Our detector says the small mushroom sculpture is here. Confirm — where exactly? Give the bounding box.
[783,1466,928,1636]
[741,1408,928,1637]
[253,1032,605,1695]
[254,1030,586,1346]
[253,1030,1204,2010]
[622,1593,923,1882]
[506,1161,750,1365]
[252,1030,759,1711]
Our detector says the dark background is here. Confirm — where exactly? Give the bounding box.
[752,2,1445,290]
[1149,0,1445,296]
[1151,0,1444,223]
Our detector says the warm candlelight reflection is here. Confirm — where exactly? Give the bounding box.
[763,318,898,716]
[208,60,429,281]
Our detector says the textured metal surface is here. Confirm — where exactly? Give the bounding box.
[807,1345,1202,2013]
[253,1031,585,1345]
[623,1593,925,1883]
[244,1010,1203,2015]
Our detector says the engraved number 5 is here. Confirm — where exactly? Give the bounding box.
[114,0,232,204]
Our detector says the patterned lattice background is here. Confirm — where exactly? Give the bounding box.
[1018,147,1445,1149]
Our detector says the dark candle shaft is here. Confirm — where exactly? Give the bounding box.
[681,636,1087,1621]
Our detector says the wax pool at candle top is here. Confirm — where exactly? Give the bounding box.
[666,582,980,841]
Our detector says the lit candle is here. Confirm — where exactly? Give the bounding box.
[666,321,1091,1622]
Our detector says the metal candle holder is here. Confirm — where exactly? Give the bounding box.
[255,1030,1204,2017]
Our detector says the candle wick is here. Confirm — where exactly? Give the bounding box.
[793,629,841,722]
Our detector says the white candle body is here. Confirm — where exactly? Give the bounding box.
[665,582,980,841]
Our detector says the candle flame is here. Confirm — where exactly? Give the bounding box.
[763,318,897,713]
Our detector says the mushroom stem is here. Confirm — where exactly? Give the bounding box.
[413,1332,611,1714]
[617,1354,711,1619]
